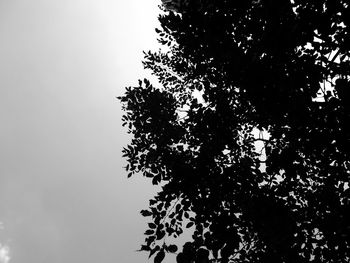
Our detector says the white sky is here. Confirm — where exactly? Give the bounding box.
[0,0,172,262]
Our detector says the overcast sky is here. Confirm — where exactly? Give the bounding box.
[0,1,171,262]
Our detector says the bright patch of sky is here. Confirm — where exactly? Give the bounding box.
[0,245,10,263]
[0,0,169,263]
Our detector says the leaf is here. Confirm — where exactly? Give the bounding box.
[146,235,156,246]
[156,230,166,240]
[149,246,160,259]
[145,229,154,235]
[148,223,157,229]
[175,203,181,212]
[141,210,152,217]
[152,176,161,185]
[184,211,189,219]
[154,250,165,263]
[139,245,150,251]
[176,253,185,263]
[186,222,194,228]
[149,199,157,205]
[167,244,178,253]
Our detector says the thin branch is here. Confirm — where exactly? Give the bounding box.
[254,138,270,143]
[161,196,182,225]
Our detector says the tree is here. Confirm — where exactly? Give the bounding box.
[119,0,350,262]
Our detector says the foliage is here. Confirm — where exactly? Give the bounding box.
[119,0,350,262]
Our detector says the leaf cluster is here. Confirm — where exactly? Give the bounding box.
[119,0,350,262]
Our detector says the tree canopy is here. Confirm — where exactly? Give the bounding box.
[119,0,350,262]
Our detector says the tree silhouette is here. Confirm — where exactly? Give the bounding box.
[119,1,350,262]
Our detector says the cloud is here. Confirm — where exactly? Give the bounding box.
[0,245,10,263]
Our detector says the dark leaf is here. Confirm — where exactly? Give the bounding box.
[167,244,178,253]
[156,230,166,240]
[140,210,152,217]
[186,222,194,228]
[148,223,157,229]
[139,245,150,251]
[149,245,160,259]
[145,229,154,235]
[154,250,165,263]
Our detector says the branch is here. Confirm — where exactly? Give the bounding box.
[254,138,270,143]
[161,196,182,225]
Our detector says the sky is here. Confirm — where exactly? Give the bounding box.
[0,0,172,262]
